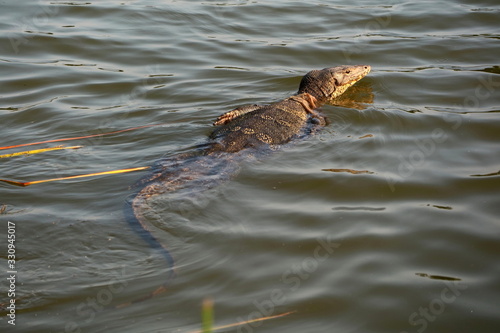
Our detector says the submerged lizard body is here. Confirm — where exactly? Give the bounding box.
[121,65,371,306]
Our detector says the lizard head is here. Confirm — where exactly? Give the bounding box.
[298,65,371,104]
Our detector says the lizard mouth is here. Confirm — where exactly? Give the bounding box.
[348,65,371,84]
[330,65,371,100]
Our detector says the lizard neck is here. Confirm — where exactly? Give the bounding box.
[288,93,319,113]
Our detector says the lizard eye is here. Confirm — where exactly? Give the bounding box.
[345,70,351,74]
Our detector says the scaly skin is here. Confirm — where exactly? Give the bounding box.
[120,65,371,307]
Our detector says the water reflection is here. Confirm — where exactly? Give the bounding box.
[329,81,374,110]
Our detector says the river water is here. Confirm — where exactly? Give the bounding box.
[1,1,499,332]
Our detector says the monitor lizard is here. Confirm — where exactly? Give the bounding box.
[119,65,371,307]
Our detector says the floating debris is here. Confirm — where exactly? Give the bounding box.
[322,168,374,174]
[415,273,462,281]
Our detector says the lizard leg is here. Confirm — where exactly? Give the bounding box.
[309,109,328,126]
[213,104,264,126]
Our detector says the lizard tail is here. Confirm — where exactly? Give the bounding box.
[112,193,176,309]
